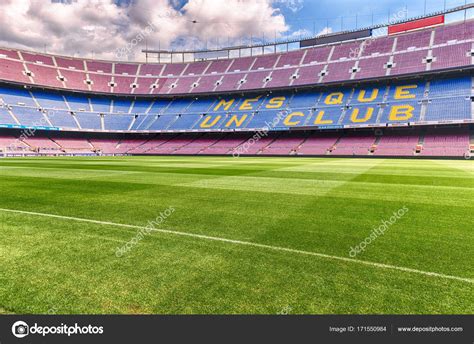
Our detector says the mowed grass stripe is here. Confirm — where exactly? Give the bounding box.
[0,157,472,314]
[0,207,472,284]
[3,212,470,314]
[0,208,474,284]
[2,158,473,186]
[0,159,471,267]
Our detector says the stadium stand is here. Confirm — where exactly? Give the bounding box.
[331,135,376,156]
[0,14,473,159]
[1,128,471,158]
[0,75,471,133]
[420,128,471,156]
[0,19,472,95]
[373,132,419,156]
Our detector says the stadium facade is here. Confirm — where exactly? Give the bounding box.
[0,8,473,158]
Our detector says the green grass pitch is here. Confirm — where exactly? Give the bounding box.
[0,156,472,314]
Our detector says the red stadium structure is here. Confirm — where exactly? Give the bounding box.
[0,5,473,158]
[0,19,472,95]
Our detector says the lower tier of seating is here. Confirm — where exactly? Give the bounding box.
[0,126,472,158]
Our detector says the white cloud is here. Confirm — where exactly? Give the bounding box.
[283,28,312,40]
[317,27,333,36]
[0,0,290,61]
[182,0,288,41]
[271,0,304,13]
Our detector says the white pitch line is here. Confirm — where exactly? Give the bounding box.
[0,207,472,285]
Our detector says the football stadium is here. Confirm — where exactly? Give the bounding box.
[0,0,473,321]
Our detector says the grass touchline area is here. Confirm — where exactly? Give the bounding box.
[1,207,472,285]
[0,207,472,285]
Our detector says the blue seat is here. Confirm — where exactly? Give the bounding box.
[47,110,78,129]
[425,97,471,122]
[104,114,133,130]
[32,91,68,110]
[75,112,102,130]
[0,87,36,107]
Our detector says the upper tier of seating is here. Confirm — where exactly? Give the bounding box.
[0,20,473,95]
